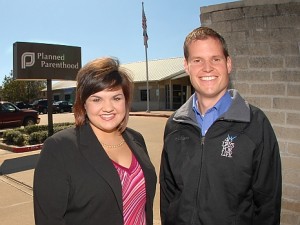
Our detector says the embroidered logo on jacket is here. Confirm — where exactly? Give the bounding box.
[221,134,237,158]
[175,135,190,141]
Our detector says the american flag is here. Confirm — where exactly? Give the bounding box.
[142,2,148,48]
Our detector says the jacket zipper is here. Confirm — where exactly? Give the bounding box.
[198,136,205,204]
[192,136,205,224]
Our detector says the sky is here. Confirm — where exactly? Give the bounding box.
[1,0,233,84]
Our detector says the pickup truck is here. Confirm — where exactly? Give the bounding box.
[0,101,40,129]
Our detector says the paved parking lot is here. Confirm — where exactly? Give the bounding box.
[0,112,172,225]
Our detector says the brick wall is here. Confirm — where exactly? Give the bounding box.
[200,0,300,224]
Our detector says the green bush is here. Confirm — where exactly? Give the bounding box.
[2,123,75,146]
[54,124,74,133]
[13,133,27,146]
[28,131,49,145]
[24,125,48,134]
[2,130,27,146]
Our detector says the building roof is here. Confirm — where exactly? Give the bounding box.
[52,80,77,89]
[48,57,186,91]
[124,57,185,82]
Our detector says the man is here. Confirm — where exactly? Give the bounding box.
[160,27,282,225]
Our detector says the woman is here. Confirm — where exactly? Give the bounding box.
[33,57,157,225]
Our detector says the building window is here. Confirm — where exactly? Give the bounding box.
[54,95,60,101]
[65,94,71,102]
[140,90,150,101]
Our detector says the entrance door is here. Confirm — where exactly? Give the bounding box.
[165,85,170,109]
[173,84,186,110]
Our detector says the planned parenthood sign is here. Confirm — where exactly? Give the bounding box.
[13,42,81,80]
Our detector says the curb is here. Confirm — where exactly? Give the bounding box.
[129,111,173,118]
[129,112,171,118]
[0,142,43,153]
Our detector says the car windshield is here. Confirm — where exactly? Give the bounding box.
[2,103,16,112]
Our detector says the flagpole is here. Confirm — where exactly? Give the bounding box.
[145,40,150,113]
[142,2,150,113]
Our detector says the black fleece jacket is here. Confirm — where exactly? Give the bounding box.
[160,89,282,225]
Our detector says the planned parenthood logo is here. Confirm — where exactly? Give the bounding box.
[21,52,35,69]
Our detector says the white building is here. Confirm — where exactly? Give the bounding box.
[42,57,192,111]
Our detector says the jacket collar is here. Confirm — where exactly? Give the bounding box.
[122,128,154,170]
[77,123,123,212]
[173,89,250,123]
[224,89,250,122]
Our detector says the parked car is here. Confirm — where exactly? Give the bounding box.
[52,101,73,113]
[15,101,33,109]
[31,99,48,114]
[0,101,40,129]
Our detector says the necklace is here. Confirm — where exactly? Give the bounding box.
[100,139,125,149]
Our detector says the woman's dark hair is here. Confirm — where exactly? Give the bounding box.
[73,57,133,132]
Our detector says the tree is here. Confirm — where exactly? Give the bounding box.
[1,71,46,103]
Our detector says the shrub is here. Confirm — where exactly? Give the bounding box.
[2,130,27,146]
[28,131,48,145]
[2,123,75,146]
[54,124,74,133]
[24,125,48,134]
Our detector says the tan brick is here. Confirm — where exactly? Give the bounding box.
[251,83,285,96]
[231,57,249,69]
[265,111,286,125]
[278,141,288,154]
[229,44,250,55]
[249,43,271,56]
[280,209,300,225]
[244,96,272,109]
[274,127,300,145]
[286,56,300,68]
[200,13,211,26]
[287,113,300,126]
[231,19,248,32]
[281,156,300,170]
[268,28,297,42]
[267,15,300,28]
[244,4,277,18]
[247,17,265,30]
[282,198,300,213]
[287,84,300,97]
[229,72,237,83]
[224,31,247,45]
[249,56,284,69]
[270,42,299,55]
[274,125,286,141]
[285,127,300,141]
[277,2,300,15]
[296,24,300,34]
[272,70,300,82]
[232,82,251,95]
[211,8,244,22]
[209,21,232,33]
[283,169,300,186]
[273,98,300,111]
[236,70,271,82]
[288,142,300,157]
[283,184,300,201]
[247,29,271,42]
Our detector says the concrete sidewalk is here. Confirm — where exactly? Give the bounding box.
[0,111,173,225]
[0,150,37,225]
